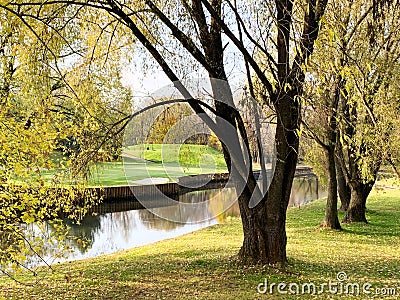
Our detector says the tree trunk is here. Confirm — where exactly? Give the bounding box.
[335,156,350,211]
[238,103,298,265]
[195,5,297,265]
[320,148,341,229]
[342,182,374,223]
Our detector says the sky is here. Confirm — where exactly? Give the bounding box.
[121,48,248,104]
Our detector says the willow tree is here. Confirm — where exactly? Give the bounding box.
[305,0,400,224]
[1,0,329,264]
[0,6,131,274]
[335,1,400,223]
[302,1,376,229]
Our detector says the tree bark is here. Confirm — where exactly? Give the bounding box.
[335,151,350,211]
[320,147,341,229]
[342,182,374,223]
[238,113,298,265]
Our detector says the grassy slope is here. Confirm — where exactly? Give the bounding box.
[89,160,228,186]
[124,144,227,168]
[1,189,399,299]
[29,144,229,186]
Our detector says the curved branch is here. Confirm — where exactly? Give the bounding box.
[115,97,219,137]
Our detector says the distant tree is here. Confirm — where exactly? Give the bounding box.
[337,2,400,223]
[146,103,208,144]
[304,0,400,224]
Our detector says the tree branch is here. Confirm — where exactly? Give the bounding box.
[144,0,216,76]
[199,0,275,97]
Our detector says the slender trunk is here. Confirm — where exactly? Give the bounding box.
[319,68,342,229]
[320,148,341,229]
[335,155,350,211]
[342,182,374,223]
[388,156,400,179]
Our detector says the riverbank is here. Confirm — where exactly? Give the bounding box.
[1,189,399,299]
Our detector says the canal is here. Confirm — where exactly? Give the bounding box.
[25,175,325,267]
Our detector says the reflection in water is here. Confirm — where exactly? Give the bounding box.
[289,175,324,207]
[30,176,324,266]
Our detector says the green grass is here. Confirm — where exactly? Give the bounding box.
[88,160,228,186]
[1,188,399,299]
[124,144,227,168]
[23,144,229,187]
[26,160,227,187]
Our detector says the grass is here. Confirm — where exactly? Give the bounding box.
[26,144,230,187]
[1,188,399,299]
[88,160,228,187]
[124,144,227,168]
[27,160,227,187]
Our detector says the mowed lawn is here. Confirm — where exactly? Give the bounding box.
[1,188,399,299]
[29,144,230,187]
[88,160,227,186]
[123,144,227,168]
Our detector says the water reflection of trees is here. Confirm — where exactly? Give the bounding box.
[207,188,239,222]
[138,208,184,231]
[61,177,323,254]
[138,188,239,230]
[289,176,322,207]
[64,215,101,252]
[67,210,143,253]
[110,211,138,243]
[206,176,323,216]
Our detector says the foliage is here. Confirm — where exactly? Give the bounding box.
[333,1,400,184]
[303,0,400,190]
[0,6,132,273]
[145,103,210,145]
[303,142,328,187]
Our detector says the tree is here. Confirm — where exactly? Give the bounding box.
[1,0,329,265]
[0,6,132,274]
[336,2,400,223]
[301,0,357,230]
[145,103,209,145]
[304,0,400,224]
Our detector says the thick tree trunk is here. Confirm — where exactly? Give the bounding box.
[320,148,341,229]
[238,106,298,265]
[335,156,350,211]
[342,182,374,223]
[238,199,288,265]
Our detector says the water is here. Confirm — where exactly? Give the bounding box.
[26,175,324,267]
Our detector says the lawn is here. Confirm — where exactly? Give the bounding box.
[89,160,228,187]
[27,144,230,187]
[1,188,399,299]
[123,144,227,168]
